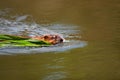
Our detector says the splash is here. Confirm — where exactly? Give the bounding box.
[0,8,87,55]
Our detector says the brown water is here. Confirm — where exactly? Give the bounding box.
[0,0,120,80]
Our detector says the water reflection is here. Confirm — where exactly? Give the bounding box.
[42,57,68,80]
[42,71,67,80]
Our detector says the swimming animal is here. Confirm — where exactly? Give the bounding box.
[0,34,63,47]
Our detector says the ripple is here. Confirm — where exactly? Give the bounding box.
[42,71,67,80]
[0,8,87,55]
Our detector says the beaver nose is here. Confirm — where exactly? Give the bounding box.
[60,38,63,42]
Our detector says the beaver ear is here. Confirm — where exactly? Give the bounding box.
[44,35,49,39]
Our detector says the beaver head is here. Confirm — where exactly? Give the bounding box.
[42,34,63,44]
[32,34,63,45]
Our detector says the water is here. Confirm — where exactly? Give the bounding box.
[0,9,87,54]
[0,0,120,80]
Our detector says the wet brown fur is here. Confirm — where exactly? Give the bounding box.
[31,34,63,45]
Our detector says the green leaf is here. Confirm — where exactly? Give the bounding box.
[28,39,51,45]
[0,34,29,40]
[0,34,52,47]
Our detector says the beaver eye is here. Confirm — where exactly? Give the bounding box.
[44,36,48,39]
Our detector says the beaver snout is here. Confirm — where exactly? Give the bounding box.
[31,34,64,45]
[43,34,64,45]
[60,38,63,43]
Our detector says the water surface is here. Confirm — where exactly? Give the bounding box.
[0,0,120,80]
[0,10,87,54]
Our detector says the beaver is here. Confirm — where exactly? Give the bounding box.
[31,34,64,45]
[0,34,64,47]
